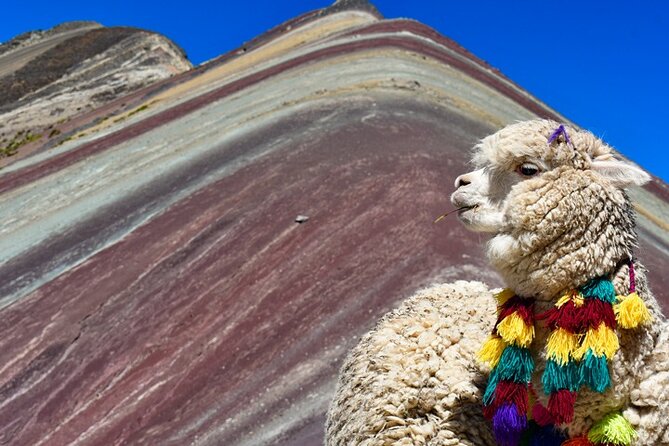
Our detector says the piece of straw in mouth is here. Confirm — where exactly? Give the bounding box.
[433,207,468,223]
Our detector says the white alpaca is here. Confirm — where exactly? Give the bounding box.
[326,120,669,445]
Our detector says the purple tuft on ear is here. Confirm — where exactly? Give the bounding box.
[547,125,572,146]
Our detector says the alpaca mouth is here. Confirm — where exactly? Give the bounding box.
[457,205,478,214]
[434,205,478,223]
[455,205,479,225]
[455,205,479,219]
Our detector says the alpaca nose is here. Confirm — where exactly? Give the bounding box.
[454,173,472,188]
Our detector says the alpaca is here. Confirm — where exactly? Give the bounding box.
[325,120,669,445]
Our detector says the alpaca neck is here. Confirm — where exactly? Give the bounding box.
[488,223,636,301]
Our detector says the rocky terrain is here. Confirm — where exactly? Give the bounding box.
[0,21,191,159]
[0,1,667,445]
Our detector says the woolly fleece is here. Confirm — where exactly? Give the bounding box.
[326,120,669,445]
[326,281,498,445]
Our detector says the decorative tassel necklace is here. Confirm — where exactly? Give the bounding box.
[479,260,652,446]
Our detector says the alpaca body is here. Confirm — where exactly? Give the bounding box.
[326,120,669,445]
[326,281,498,445]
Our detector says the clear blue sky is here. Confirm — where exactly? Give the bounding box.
[2,1,667,182]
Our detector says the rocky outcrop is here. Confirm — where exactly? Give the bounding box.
[0,21,101,57]
[0,22,191,157]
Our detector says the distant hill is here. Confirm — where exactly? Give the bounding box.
[0,21,190,159]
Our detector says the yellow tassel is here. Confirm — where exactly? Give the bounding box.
[598,324,619,359]
[496,313,535,348]
[574,322,619,360]
[478,335,507,367]
[556,293,572,308]
[614,292,652,329]
[556,291,584,308]
[572,292,585,307]
[495,288,515,307]
[546,328,579,365]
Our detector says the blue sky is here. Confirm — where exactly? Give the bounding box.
[2,1,667,182]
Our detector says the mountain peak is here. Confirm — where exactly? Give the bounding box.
[0,22,190,159]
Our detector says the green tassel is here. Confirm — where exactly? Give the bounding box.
[588,412,636,445]
[581,350,611,393]
[580,277,616,303]
[497,345,534,383]
[542,359,582,394]
[484,367,499,405]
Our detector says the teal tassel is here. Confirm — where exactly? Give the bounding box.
[497,345,534,383]
[484,367,499,405]
[580,277,616,303]
[581,350,611,393]
[542,360,562,394]
[569,361,583,391]
[542,359,582,394]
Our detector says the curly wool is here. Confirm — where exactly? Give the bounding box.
[326,281,498,446]
[472,120,610,172]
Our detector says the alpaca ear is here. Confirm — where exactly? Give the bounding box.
[591,157,651,187]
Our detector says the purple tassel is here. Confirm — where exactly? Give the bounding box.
[547,124,572,146]
[492,403,527,446]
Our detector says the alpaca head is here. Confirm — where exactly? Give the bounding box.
[451,119,650,299]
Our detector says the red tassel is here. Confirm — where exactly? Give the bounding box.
[579,299,616,330]
[483,380,529,419]
[548,390,577,424]
[539,301,579,332]
[496,296,535,327]
[483,403,495,420]
[496,381,529,414]
[537,306,559,330]
[531,401,554,427]
[539,299,615,333]
[561,437,594,445]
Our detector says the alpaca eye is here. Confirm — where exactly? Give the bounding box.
[517,163,540,177]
